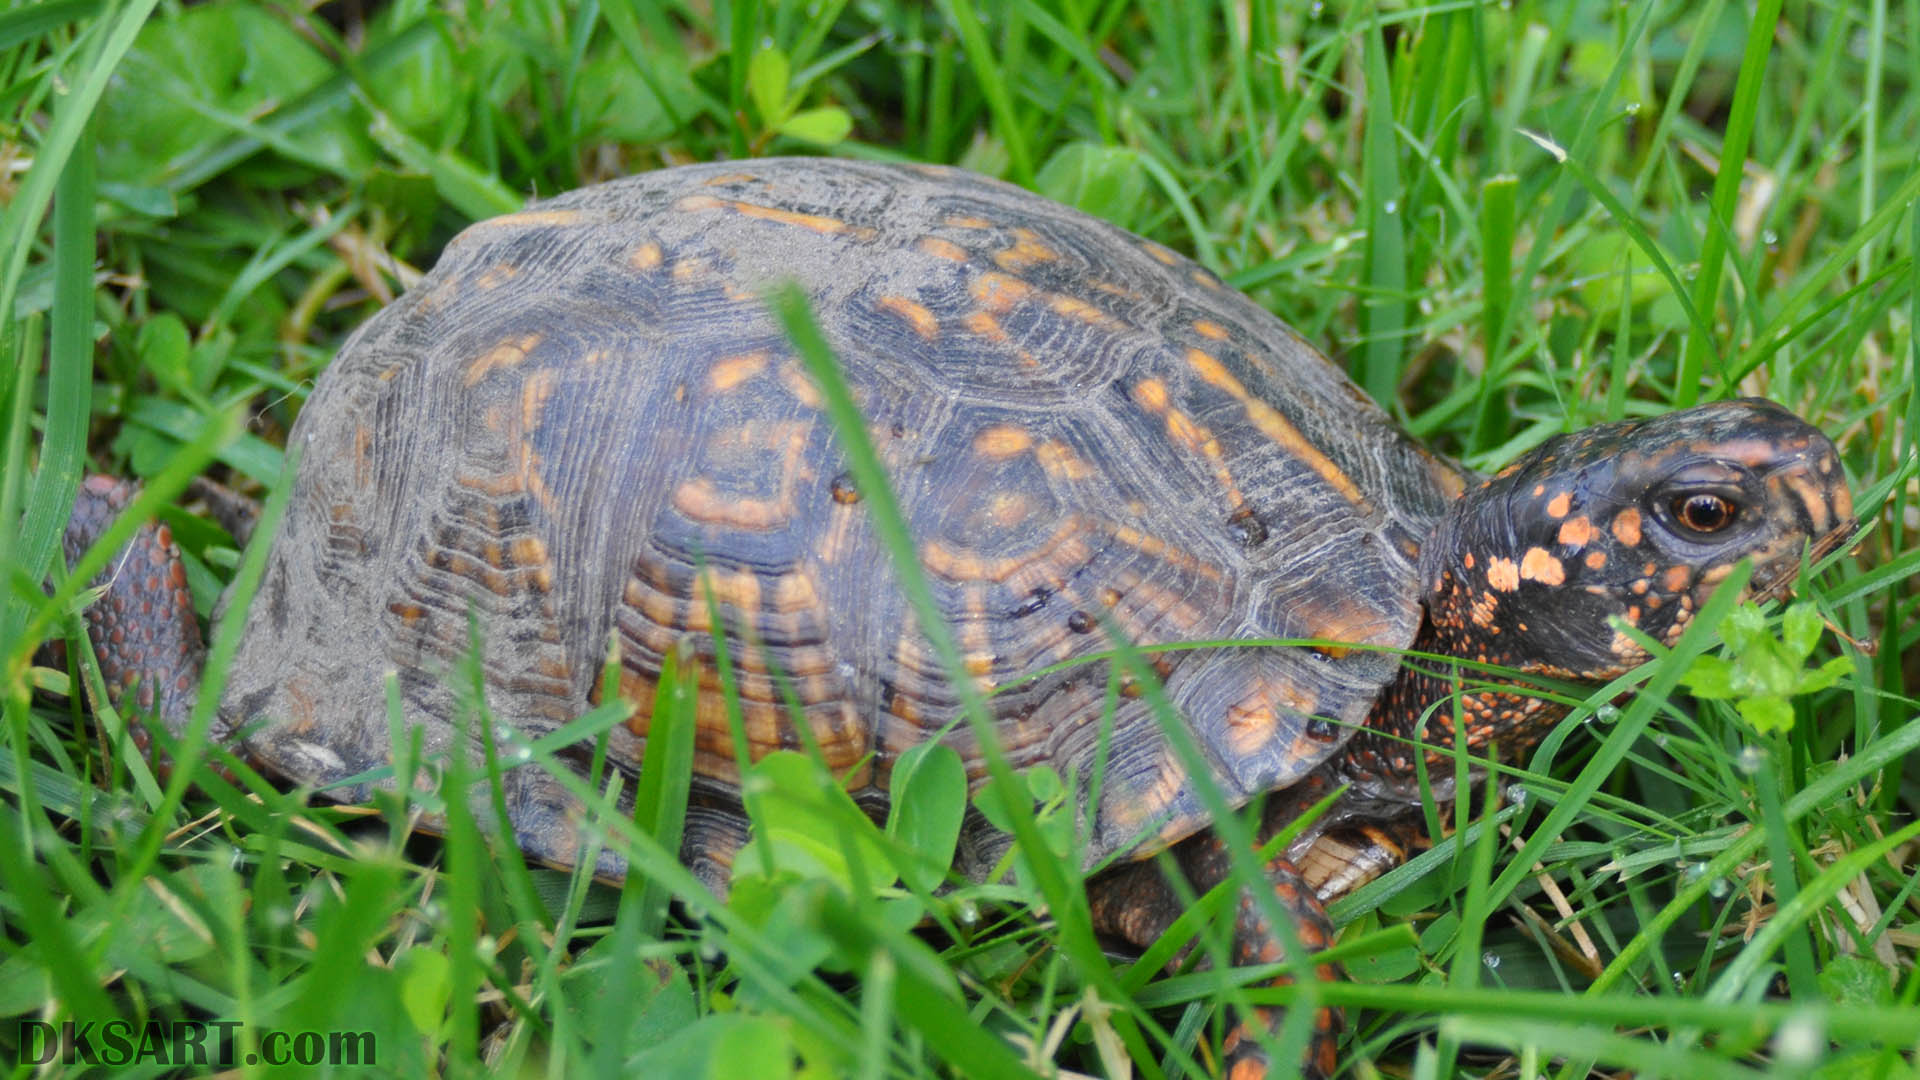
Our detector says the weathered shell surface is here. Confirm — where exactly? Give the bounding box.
[219,158,1467,880]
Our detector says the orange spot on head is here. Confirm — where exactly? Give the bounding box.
[1612,507,1643,546]
[1486,556,1520,592]
[1663,564,1692,591]
[1520,546,1566,585]
[1546,491,1572,518]
[1557,515,1594,548]
[629,242,663,270]
[1584,549,1607,570]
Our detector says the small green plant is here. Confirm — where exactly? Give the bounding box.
[746,46,852,150]
[1681,601,1853,735]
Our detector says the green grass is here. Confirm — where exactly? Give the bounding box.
[2,0,1918,1076]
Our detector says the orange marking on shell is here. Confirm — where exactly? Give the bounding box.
[1225,703,1279,757]
[521,368,556,429]
[1046,293,1121,329]
[624,241,663,271]
[916,236,970,262]
[710,351,768,393]
[1520,546,1566,585]
[1546,491,1572,518]
[474,263,520,290]
[702,172,759,185]
[463,209,585,232]
[1584,549,1607,570]
[962,310,1008,343]
[973,424,1033,458]
[682,194,855,236]
[389,601,427,626]
[1184,348,1367,506]
[985,491,1034,527]
[1190,268,1222,289]
[994,228,1059,271]
[777,360,823,408]
[697,566,764,615]
[1036,440,1094,481]
[670,254,708,282]
[971,271,1033,313]
[877,295,940,340]
[1486,556,1521,592]
[463,333,542,386]
[512,537,555,592]
[1557,515,1594,548]
[1141,241,1179,266]
[674,477,788,529]
[943,214,995,229]
[1194,319,1230,340]
[773,568,822,613]
[1133,378,1171,412]
[1611,507,1643,545]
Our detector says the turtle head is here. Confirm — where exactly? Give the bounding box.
[1423,397,1854,680]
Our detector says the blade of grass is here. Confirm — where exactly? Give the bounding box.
[939,0,1035,184]
[1673,0,1784,405]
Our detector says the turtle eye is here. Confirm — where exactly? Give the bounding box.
[1671,492,1737,535]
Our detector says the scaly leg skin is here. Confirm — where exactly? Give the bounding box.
[1090,831,1343,1079]
[187,475,264,548]
[62,475,208,749]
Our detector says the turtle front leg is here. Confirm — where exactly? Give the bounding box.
[62,475,207,744]
[1090,831,1343,1079]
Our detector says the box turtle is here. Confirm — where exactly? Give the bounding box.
[65,158,1855,1078]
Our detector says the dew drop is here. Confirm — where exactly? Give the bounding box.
[1382,199,1399,215]
[1624,101,1642,115]
[958,900,980,925]
[1594,704,1620,725]
[1708,876,1731,899]
[1774,1013,1824,1066]
[1482,950,1502,970]
[1736,745,1765,774]
[830,470,861,504]
[1507,783,1527,805]
[1762,229,1779,246]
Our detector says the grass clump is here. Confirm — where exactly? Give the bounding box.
[2,1,1917,1077]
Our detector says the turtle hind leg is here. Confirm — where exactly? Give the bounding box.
[63,475,207,743]
[1089,832,1343,1080]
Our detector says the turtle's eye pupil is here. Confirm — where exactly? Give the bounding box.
[1673,493,1736,534]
